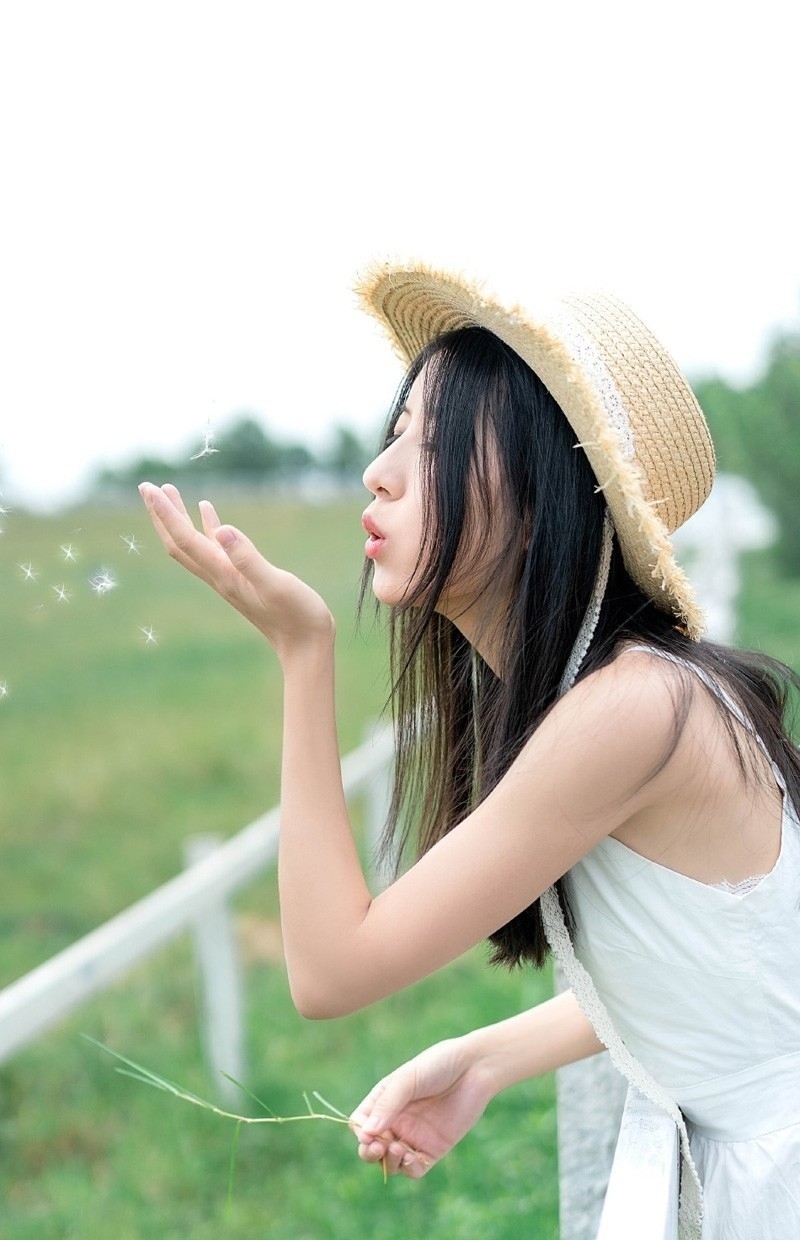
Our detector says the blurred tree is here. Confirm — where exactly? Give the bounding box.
[324,425,371,483]
[212,418,283,476]
[695,327,800,575]
[94,454,176,492]
[88,415,368,497]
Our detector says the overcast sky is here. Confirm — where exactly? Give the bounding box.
[1,0,798,510]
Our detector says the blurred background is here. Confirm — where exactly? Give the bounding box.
[1,2,798,1237]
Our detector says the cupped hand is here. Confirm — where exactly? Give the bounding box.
[349,1037,495,1180]
[139,483,335,659]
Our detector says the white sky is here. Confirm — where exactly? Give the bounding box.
[1,0,798,510]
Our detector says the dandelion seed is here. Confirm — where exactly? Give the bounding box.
[0,681,8,699]
[191,422,219,460]
[89,568,117,596]
[19,562,38,582]
[52,584,71,604]
[61,543,78,562]
[139,625,158,645]
[121,534,142,555]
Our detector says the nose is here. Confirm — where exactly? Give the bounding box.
[362,445,391,497]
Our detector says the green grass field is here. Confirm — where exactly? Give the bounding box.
[0,497,559,1240]
[1,496,797,1239]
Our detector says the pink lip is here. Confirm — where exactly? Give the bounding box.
[362,511,387,559]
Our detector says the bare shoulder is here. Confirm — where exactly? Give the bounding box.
[549,646,690,750]
[522,646,695,813]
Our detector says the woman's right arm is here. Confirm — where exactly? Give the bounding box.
[351,990,604,1177]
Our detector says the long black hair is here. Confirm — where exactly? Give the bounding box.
[361,325,800,968]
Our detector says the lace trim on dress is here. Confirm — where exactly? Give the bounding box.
[711,873,767,895]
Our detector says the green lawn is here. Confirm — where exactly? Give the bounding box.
[1,497,797,1239]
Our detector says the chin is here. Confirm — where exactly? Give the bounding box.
[370,568,416,609]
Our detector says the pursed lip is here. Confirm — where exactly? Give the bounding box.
[362,510,387,560]
[361,511,386,540]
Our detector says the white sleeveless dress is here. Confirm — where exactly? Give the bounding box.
[565,737,800,1237]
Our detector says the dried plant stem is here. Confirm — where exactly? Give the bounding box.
[84,1036,351,1127]
[84,1036,402,1182]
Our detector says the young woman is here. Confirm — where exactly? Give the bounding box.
[139,262,800,1238]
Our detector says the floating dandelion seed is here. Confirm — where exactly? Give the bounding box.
[120,534,142,555]
[191,422,219,460]
[89,569,117,596]
[0,681,8,700]
[52,584,71,604]
[61,543,78,562]
[19,562,38,582]
[139,625,158,645]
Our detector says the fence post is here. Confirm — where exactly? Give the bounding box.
[554,965,627,1240]
[184,834,246,1106]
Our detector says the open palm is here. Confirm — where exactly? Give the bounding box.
[139,483,334,657]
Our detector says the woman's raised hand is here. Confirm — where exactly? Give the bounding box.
[139,483,335,660]
[349,1037,496,1179]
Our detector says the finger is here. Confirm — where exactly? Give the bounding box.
[359,1066,418,1136]
[141,484,220,563]
[140,484,230,587]
[139,484,184,557]
[212,525,282,598]
[357,1139,430,1180]
[161,483,192,519]
[350,1082,387,1128]
[199,499,222,539]
[399,1150,430,1180]
[357,1138,390,1165]
[356,1137,410,1179]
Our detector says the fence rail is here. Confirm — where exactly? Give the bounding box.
[0,725,394,1067]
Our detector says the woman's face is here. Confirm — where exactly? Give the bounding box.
[362,362,510,644]
[361,370,427,609]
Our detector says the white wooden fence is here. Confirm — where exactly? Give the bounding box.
[0,722,678,1238]
[0,726,394,1072]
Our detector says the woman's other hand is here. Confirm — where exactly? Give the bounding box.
[139,483,334,661]
[349,1036,496,1179]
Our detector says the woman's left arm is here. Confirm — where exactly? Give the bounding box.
[141,484,686,1018]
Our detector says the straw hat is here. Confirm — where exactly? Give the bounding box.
[356,259,715,640]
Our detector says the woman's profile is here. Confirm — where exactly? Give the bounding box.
[140,261,800,1239]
